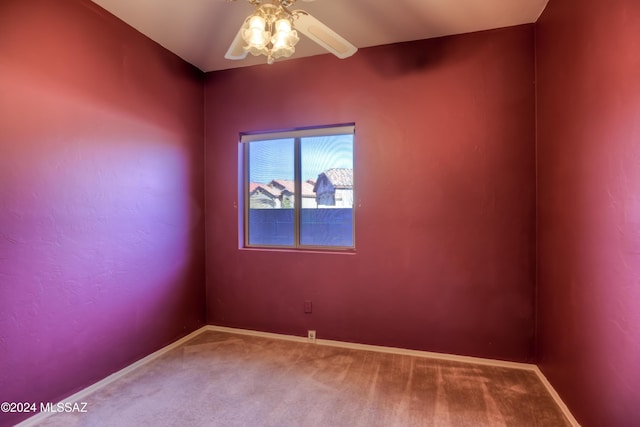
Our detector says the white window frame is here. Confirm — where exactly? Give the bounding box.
[240,124,355,251]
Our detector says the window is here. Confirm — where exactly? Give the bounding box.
[241,124,355,250]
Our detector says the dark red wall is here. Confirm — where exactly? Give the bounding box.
[0,1,205,425]
[205,26,536,362]
[536,0,640,425]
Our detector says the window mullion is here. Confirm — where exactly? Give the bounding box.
[293,137,301,248]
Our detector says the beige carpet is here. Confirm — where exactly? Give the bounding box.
[34,331,570,426]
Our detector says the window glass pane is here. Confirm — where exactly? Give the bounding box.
[247,138,295,246]
[300,134,354,247]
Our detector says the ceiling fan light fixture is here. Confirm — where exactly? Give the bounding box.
[242,14,269,56]
[241,3,300,64]
[270,18,299,59]
[225,0,357,64]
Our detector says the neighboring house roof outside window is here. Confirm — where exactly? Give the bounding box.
[313,168,353,192]
[250,169,352,207]
[248,179,316,208]
[249,183,281,198]
[269,179,316,198]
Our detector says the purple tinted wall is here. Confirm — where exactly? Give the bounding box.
[536,0,640,425]
[0,1,205,425]
[205,26,536,362]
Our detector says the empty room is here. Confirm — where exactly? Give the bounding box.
[1,0,638,426]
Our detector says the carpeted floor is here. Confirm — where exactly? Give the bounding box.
[34,330,571,426]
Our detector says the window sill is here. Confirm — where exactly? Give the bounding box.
[239,247,356,255]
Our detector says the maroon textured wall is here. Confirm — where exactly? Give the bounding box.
[205,26,536,362]
[0,1,205,425]
[536,0,640,425]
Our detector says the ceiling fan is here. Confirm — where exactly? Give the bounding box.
[224,0,357,64]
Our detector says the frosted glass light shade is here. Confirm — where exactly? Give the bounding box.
[270,18,299,59]
[242,14,270,56]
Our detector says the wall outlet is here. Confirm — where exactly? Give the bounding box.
[307,330,316,342]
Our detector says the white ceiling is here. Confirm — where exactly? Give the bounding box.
[89,0,549,72]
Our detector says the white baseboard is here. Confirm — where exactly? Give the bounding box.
[204,325,311,344]
[207,325,580,426]
[16,326,209,427]
[206,325,534,370]
[532,366,581,426]
[17,324,580,427]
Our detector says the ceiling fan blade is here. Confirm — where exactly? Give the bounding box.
[292,11,357,59]
[225,25,248,60]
